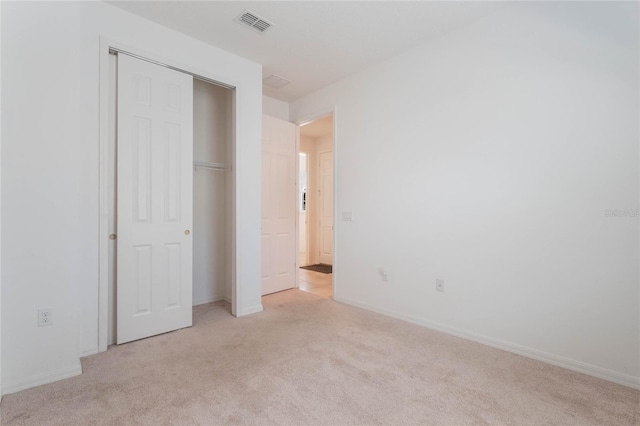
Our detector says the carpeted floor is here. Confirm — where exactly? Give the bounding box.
[1,289,638,425]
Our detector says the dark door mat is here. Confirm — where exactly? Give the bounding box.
[300,264,332,274]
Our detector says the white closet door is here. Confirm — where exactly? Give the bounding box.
[262,115,297,295]
[117,54,193,344]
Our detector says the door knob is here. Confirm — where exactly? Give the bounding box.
[184,230,191,235]
[109,234,117,240]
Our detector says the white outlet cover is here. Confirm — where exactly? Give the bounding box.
[38,308,53,327]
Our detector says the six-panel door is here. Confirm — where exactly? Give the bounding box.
[117,54,193,344]
[261,115,297,295]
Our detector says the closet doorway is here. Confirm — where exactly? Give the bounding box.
[298,114,334,299]
[106,51,234,346]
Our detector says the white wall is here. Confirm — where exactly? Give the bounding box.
[2,1,84,393]
[291,1,639,388]
[263,96,290,122]
[1,1,263,394]
[193,80,232,305]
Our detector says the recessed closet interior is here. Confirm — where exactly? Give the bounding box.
[107,53,234,345]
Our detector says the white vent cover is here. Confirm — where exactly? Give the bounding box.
[235,10,273,33]
[263,74,291,89]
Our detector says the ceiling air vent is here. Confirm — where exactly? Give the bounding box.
[236,10,273,34]
[263,74,291,89]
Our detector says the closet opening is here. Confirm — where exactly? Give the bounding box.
[191,79,234,310]
[106,51,234,346]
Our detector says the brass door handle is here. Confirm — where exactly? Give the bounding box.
[185,230,191,235]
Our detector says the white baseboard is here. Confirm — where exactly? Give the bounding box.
[79,345,99,357]
[2,362,83,395]
[334,296,640,390]
[238,304,263,316]
[193,295,228,306]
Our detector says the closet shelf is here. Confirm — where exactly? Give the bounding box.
[193,161,226,171]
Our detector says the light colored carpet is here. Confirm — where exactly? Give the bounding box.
[1,289,638,425]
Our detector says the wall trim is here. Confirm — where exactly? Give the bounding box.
[193,296,229,306]
[334,296,640,390]
[80,346,99,358]
[2,362,82,395]
[295,107,334,127]
[238,304,263,316]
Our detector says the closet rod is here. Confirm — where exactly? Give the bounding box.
[194,161,226,171]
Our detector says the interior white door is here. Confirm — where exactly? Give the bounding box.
[262,115,297,295]
[298,152,308,267]
[299,211,307,266]
[318,151,333,265]
[117,54,193,344]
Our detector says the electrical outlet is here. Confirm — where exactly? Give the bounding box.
[38,308,53,327]
[436,279,444,293]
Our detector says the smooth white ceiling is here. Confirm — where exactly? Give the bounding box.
[107,1,507,102]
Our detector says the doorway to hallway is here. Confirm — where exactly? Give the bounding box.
[299,269,332,298]
[297,114,334,298]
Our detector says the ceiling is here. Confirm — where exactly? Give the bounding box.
[107,1,507,102]
[300,114,333,139]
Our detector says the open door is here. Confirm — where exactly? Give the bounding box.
[261,115,297,295]
[117,54,193,344]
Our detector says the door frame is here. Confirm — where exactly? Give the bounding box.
[97,37,241,352]
[295,107,338,299]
